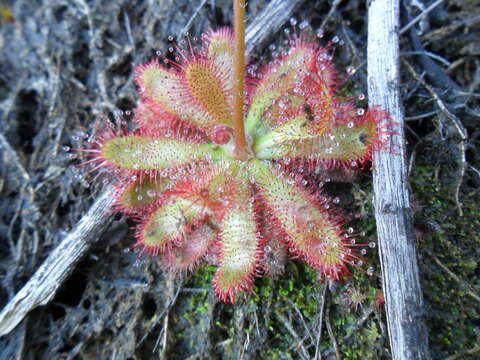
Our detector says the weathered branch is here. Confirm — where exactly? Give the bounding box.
[245,0,304,54]
[367,1,431,359]
[0,0,306,337]
[0,187,116,336]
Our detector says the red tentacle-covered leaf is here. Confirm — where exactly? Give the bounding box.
[134,101,208,143]
[164,160,242,221]
[135,196,210,256]
[135,61,214,133]
[99,135,217,175]
[255,107,391,169]
[245,42,317,138]
[163,223,217,272]
[184,56,232,122]
[246,43,346,152]
[213,179,264,303]
[135,31,236,144]
[249,159,356,279]
[204,28,235,98]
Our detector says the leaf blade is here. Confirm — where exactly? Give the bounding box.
[213,180,262,303]
[250,159,352,279]
[100,135,213,171]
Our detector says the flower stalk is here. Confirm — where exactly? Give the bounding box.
[233,0,248,158]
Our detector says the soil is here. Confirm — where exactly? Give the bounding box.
[0,0,479,359]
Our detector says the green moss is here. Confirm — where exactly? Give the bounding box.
[411,164,480,356]
[168,161,480,359]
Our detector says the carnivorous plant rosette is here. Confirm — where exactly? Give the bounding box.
[87,29,389,303]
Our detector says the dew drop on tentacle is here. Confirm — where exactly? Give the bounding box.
[299,20,309,30]
[346,66,356,75]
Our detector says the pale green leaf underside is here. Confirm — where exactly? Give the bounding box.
[245,47,315,140]
[214,181,259,299]
[255,123,373,162]
[252,114,315,153]
[102,136,215,171]
[142,197,207,249]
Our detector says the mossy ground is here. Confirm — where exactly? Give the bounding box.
[164,156,480,360]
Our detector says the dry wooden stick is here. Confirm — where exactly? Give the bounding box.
[245,0,304,54]
[0,0,306,338]
[0,187,116,336]
[368,0,431,359]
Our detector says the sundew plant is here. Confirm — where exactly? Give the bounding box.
[82,2,389,303]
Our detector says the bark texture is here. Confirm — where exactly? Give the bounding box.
[368,0,431,359]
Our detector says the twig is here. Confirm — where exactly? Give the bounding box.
[179,0,208,36]
[344,308,374,341]
[405,110,440,121]
[138,277,183,347]
[443,345,480,360]
[323,307,376,358]
[275,311,310,360]
[319,0,342,31]
[0,187,116,336]
[468,164,480,180]
[400,0,445,35]
[245,0,305,54]
[313,284,328,360]
[0,132,31,186]
[402,50,451,67]
[287,299,315,346]
[154,274,180,358]
[422,14,480,43]
[402,60,467,140]
[425,249,480,304]
[403,59,467,216]
[368,1,431,359]
[325,303,341,360]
